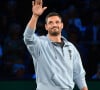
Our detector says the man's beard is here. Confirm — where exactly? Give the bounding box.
[48,27,60,36]
[50,31,59,36]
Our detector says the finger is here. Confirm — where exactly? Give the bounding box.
[39,0,42,5]
[38,0,42,5]
[43,7,47,11]
[35,0,42,5]
[32,1,34,6]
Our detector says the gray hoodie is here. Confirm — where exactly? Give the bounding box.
[23,27,87,90]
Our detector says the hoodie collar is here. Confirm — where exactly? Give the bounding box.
[46,35,70,47]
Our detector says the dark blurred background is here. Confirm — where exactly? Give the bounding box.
[0,0,100,81]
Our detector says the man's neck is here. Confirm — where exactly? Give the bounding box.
[47,34,62,42]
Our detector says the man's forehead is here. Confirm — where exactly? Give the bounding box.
[47,16,61,21]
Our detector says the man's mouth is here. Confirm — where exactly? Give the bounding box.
[52,27,58,30]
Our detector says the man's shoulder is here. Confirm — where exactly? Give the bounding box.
[38,35,49,43]
[39,35,47,40]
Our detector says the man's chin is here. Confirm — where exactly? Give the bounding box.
[50,32,59,36]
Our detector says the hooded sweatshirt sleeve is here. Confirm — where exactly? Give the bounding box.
[73,46,87,90]
[23,26,41,59]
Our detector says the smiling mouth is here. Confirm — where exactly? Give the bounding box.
[52,28,58,30]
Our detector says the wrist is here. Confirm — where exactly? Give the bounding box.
[32,14,39,18]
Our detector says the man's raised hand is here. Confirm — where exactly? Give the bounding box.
[32,0,47,16]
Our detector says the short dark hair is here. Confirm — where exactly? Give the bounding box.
[45,12,63,23]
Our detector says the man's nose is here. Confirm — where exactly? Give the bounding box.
[52,22,57,26]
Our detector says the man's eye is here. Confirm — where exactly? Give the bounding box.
[56,21,60,24]
[48,22,52,24]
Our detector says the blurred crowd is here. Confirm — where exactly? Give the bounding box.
[0,0,100,80]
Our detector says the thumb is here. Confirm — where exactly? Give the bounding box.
[43,7,47,11]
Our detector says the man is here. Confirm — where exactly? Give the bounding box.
[23,0,88,90]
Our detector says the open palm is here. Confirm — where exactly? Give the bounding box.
[32,0,47,16]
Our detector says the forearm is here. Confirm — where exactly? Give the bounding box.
[27,14,39,30]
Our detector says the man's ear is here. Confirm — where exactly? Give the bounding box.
[61,23,64,29]
[45,24,48,31]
